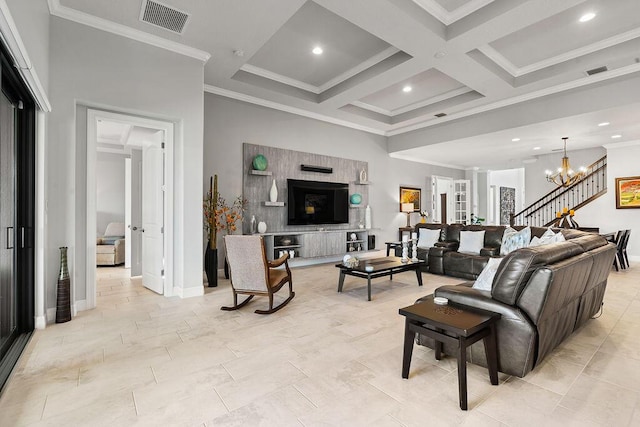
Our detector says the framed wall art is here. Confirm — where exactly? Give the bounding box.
[615,176,640,209]
[399,186,421,212]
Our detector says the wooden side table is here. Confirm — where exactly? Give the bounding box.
[399,295,500,410]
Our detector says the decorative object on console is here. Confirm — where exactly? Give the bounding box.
[257,221,267,233]
[399,186,421,212]
[401,203,414,227]
[365,205,371,229]
[614,176,640,209]
[545,137,586,187]
[419,210,428,223]
[470,213,485,225]
[552,207,579,228]
[401,235,409,262]
[252,154,268,171]
[411,232,418,261]
[269,179,278,202]
[250,215,257,234]
[350,193,362,205]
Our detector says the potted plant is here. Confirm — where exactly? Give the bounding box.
[203,175,246,286]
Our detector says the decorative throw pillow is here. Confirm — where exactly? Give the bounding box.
[458,230,485,254]
[530,228,565,247]
[101,236,124,245]
[500,227,531,255]
[417,228,440,249]
[472,257,503,291]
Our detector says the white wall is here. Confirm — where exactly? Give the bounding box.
[47,17,205,312]
[96,152,126,235]
[203,94,465,251]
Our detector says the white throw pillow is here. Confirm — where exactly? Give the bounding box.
[417,228,441,248]
[458,230,485,254]
[529,228,566,247]
[472,257,503,291]
[500,226,531,255]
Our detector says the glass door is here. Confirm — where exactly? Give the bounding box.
[0,90,15,357]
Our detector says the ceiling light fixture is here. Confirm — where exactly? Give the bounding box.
[579,12,596,22]
[312,46,323,55]
[402,85,412,93]
[512,138,520,142]
[533,147,541,150]
[598,122,610,127]
[545,137,587,187]
[611,134,622,139]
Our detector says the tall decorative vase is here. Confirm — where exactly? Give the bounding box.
[56,247,72,323]
[269,179,278,202]
[204,243,218,287]
[365,205,372,229]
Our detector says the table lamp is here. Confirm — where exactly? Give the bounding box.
[401,203,414,227]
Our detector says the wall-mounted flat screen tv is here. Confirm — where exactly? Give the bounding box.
[287,179,349,225]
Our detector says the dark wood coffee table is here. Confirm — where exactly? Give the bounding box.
[399,295,500,410]
[335,256,424,301]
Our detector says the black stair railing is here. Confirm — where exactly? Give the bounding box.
[511,155,607,227]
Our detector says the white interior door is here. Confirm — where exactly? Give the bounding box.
[434,176,454,223]
[130,149,142,276]
[124,158,131,269]
[142,135,164,294]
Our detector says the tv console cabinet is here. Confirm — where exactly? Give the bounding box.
[259,229,370,262]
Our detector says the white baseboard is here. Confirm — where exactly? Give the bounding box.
[629,255,639,263]
[74,300,87,315]
[46,308,55,323]
[173,285,204,299]
[35,315,47,329]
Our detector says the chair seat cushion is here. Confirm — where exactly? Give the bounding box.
[269,268,289,288]
[96,245,116,254]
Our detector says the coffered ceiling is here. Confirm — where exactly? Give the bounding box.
[50,0,640,169]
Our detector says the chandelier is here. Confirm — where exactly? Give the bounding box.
[545,137,586,187]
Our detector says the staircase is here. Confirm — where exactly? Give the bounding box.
[511,155,607,227]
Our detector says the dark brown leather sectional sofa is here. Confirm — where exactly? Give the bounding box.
[411,224,616,377]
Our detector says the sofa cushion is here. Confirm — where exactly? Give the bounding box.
[500,226,531,255]
[472,257,503,291]
[100,236,124,245]
[491,241,584,305]
[458,230,485,254]
[418,228,440,248]
[104,222,125,236]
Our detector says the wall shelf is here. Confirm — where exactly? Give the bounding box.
[349,204,364,208]
[356,180,370,185]
[250,170,272,176]
[263,201,285,207]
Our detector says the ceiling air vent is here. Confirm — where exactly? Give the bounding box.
[585,66,608,76]
[140,0,190,34]
[434,113,447,118]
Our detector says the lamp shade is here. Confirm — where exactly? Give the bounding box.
[401,203,414,213]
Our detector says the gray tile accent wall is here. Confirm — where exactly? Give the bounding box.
[243,143,369,234]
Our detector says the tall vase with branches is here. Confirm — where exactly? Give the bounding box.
[203,175,247,285]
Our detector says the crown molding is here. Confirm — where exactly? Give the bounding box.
[350,101,391,116]
[603,140,640,150]
[479,27,640,77]
[387,62,640,136]
[389,151,465,169]
[47,0,210,63]
[240,46,400,96]
[204,85,387,136]
[412,0,493,25]
[0,0,51,111]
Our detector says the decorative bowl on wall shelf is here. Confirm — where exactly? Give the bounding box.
[350,193,362,205]
[252,154,268,171]
[280,238,292,246]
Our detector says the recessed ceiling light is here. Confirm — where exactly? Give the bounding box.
[579,12,596,22]
[312,46,323,55]
[512,138,520,142]
[402,86,412,93]
[611,134,622,139]
[533,147,541,150]
[598,122,610,127]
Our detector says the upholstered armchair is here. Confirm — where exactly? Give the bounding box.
[96,222,125,266]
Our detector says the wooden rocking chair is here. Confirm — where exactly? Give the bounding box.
[222,235,295,314]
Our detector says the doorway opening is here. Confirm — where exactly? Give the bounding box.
[86,109,174,309]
